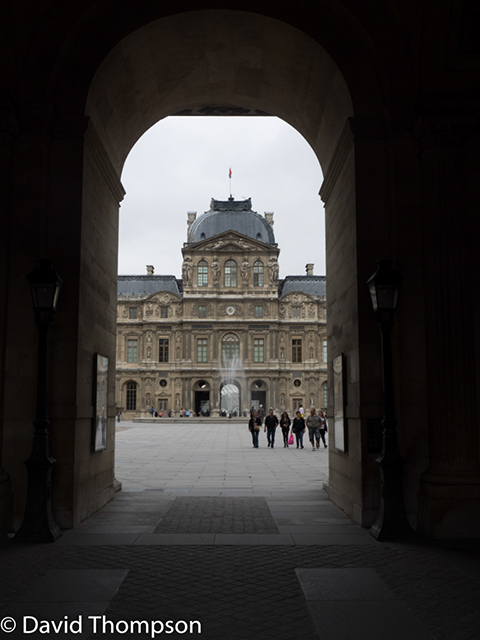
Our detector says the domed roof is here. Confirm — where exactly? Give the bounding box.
[188,197,276,245]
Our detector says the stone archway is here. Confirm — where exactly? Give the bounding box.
[6,3,455,537]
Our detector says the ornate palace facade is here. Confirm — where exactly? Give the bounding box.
[116,197,327,417]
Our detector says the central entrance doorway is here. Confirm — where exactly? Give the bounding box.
[194,380,210,416]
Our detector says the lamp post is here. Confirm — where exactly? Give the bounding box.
[367,259,414,540]
[14,260,63,542]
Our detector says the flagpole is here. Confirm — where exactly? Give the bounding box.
[229,168,232,198]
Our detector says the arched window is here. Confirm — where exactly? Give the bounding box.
[126,381,137,411]
[253,260,264,287]
[322,382,328,409]
[222,333,240,361]
[197,260,208,287]
[224,260,237,287]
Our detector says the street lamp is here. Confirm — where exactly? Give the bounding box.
[367,259,414,540]
[14,260,63,542]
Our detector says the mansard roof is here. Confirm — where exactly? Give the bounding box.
[118,275,182,298]
[188,197,276,245]
[279,275,326,298]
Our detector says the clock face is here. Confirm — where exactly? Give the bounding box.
[226,306,235,316]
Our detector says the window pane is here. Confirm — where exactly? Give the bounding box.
[292,339,302,363]
[253,261,264,287]
[129,307,137,319]
[254,338,264,363]
[197,338,208,363]
[127,339,137,363]
[197,261,208,287]
[323,339,328,363]
[126,382,137,410]
[222,333,240,361]
[160,306,168,318]
[225,260,237,287]
[323,382,328,409]
[293,306,301,319]
[159,339,169,363]
[255,305,263,318]
[198,305,206,318]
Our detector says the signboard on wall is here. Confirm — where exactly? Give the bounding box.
[333,353,348,452]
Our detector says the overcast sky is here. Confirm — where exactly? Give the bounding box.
[118,116,325,279]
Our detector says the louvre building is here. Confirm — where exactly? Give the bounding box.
[116,197,327,417]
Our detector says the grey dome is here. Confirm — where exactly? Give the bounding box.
[188,197,276,244]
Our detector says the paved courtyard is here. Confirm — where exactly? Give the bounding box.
[1,421,479,640]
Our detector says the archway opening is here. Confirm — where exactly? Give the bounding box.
[78,8,363,526]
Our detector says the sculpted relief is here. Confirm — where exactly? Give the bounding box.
[268,257,279,285]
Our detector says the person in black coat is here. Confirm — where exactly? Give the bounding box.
[280,412,291,447]
[291,411,306,449]
[264,408,279,448]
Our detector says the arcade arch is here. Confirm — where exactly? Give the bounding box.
[5,5,428,535]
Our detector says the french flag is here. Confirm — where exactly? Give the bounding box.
[229,168,232,179]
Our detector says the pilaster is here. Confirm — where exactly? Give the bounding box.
[0,89,17,535]
[417,118,480,537]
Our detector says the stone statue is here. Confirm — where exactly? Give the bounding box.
[268,257,279,285]
[241,258,250,285]
[211,258,220,285]
[182,257,193,285]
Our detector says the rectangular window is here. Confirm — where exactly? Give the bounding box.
[197,338,208,363]
[293,306,301,319]
[323,339,328,363]
[160,306,169,318]
[159,338,169,363]
[129,307,137,319]
[255,305,263,318]
[126,383,137,410]
[253,338,264,363]
[292,339,302,363]
[198,305,207,318]
[127,339,138,363]
[323,307,327,320]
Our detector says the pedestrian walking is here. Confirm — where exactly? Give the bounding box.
[150,405,155,418]
[258,404,265,424]
[305,407,322,451]
[280,412,291,447]
[292,411,306,448]
[319,410,328,448]
[248,410,262,448]
[264,408,279,448]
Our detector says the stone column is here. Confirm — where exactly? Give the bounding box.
[0,90,17,534]
[418,120,480,537]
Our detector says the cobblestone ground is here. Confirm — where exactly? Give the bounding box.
[1,423,479,640]
[1,543,480,640]
[154,497,279,534]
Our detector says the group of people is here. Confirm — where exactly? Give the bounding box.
[248,406,328,451]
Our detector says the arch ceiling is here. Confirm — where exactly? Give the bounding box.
[85,11,354,174]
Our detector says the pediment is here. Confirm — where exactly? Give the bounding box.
[280,291,315,303]
[185,230,277,254]
[145,291,182,304]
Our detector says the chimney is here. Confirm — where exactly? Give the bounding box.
[146,265,154,276]
[306,263,314,276]
[264,212,274,227]
[187,211,197,228]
